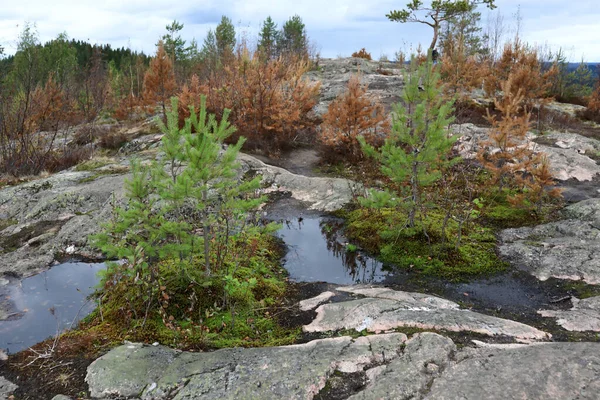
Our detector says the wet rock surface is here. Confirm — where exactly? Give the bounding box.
[303,286,550,342]
[0,171,127,278]
[238,153,360,212]
[539,296,600,332]
[500,198,600,284]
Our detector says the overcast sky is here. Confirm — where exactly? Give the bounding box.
[1,0,599,62]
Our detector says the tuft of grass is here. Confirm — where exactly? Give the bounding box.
[74,157,115,172]
[346,243,358,252]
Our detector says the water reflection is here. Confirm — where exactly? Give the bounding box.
[0,262,104,354]
[277,217,388,284]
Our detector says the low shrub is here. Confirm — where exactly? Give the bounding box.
[97,130,128,150]
[352,48,372,60]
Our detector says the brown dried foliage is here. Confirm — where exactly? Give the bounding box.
[440,33,484,97]
[114,94,143,121]
[143,42,176,122]
[577,78,600,123]
[179,51,321,152]
[479,77,534,188]
[0,75,81,175]
[484,40,556,108]
[319,74,389,161]
[177,74,205,126]
[478,75,561,208]
[352,48,372,60]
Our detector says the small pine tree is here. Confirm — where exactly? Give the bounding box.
[92,96,271,323]
[143,41,176,122]
[478,76,532,191]
[196,49,320,152]
[439,32,483,97]
[360,57,458,227]
[521,154,562,213]
[319,74,388,161]
[478,74,562,209]
[484,39,556,108]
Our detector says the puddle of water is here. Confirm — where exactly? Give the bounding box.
[451,274,553,312]
[278,217,389,284]
[0,262,105,354]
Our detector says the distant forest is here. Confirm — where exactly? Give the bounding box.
[0,39,151,74]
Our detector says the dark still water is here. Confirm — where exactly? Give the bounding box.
[277,217,389,284]
[0,262,104,354]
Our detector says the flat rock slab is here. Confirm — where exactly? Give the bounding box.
[238,153,360,212]
[500,198,600,284]
[299,291,336,311]
[86,334,408,399]
[539,296,600,331]
[0,171,127,277]
[303,286,550,342]
[86,335,600,400]
[348,333,456,400]
[425,342,600,400]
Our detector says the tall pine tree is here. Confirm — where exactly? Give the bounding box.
[258,16,279,59]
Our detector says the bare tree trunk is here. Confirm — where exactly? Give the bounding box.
[202,189,211,275]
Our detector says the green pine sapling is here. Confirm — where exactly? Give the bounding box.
[359,56,458,228]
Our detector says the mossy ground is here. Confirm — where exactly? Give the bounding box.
[342,207,507,281]
[75,234,300,351]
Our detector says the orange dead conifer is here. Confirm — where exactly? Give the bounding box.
[143,41,176,122]
[319,74,389,161]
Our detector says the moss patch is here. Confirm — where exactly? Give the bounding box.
[79,234,300,350]
[343,208,508,281]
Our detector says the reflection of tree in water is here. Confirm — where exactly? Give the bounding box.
[319,219,381,284]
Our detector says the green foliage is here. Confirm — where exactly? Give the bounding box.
[346,243,358,252]
[201,29,219,70]
[91,96,282,343]
[566,61,596,99]
[162,20,186,64]
[258,16,279,59]
[386,0,496,50]
[215,16,236,60]
[439,4,486,55]
[359,56,458,227]
[6,24,78,90]
[278,15,308,58]
[344,208,506,280]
